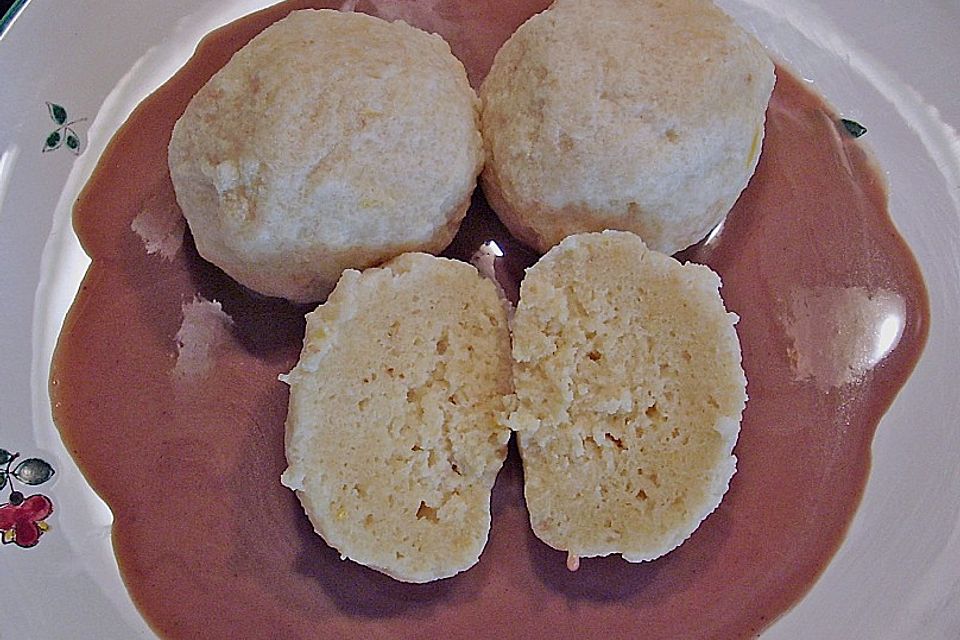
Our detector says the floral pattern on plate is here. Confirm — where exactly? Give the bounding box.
[42,102,86,155]
[0,448,55,548]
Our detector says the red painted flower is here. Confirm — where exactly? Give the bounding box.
[0,492,53,548]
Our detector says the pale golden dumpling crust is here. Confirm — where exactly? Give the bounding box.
[169,9,483,302]
[480,0,775,254]
[281,253,513,583]
[508,231,746,563]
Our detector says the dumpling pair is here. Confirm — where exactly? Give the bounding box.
[168,0,773,304]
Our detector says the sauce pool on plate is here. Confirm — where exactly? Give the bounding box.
[49,1,929,638]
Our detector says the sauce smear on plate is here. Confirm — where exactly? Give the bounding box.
[50,1,929,638]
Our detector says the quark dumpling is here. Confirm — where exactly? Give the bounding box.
[507,231,747,563]
[169,9,483,302]
[479,0,775,254]
[281,253,512,583]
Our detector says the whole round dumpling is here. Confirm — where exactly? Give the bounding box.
[168,9,483,302]
[479,0,775,255]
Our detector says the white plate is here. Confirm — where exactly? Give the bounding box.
[1,1,958,637]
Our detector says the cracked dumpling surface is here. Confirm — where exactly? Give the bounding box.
[168,9,483,303]
[508,231,746,563]
[281,253,512,582]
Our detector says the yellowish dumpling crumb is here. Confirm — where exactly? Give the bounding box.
[509,230,746,563]
[281,253,512,582]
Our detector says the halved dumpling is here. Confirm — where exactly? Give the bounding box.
[282,253,512,582]
[508,231,746,564]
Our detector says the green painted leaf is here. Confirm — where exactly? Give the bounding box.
[0,449,12,465]
[13,458,55,485]
[47,102,67,125]
[65,127,80,152]
[44,130,62,151]
[0,471,6,491]
[840,118,867,138]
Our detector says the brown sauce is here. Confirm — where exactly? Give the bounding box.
[50,1,930,638]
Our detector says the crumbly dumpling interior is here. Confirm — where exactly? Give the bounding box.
[480,0,775,255]
[282,253,512,582]
[169,9,483,302]
[508,231,746,562]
